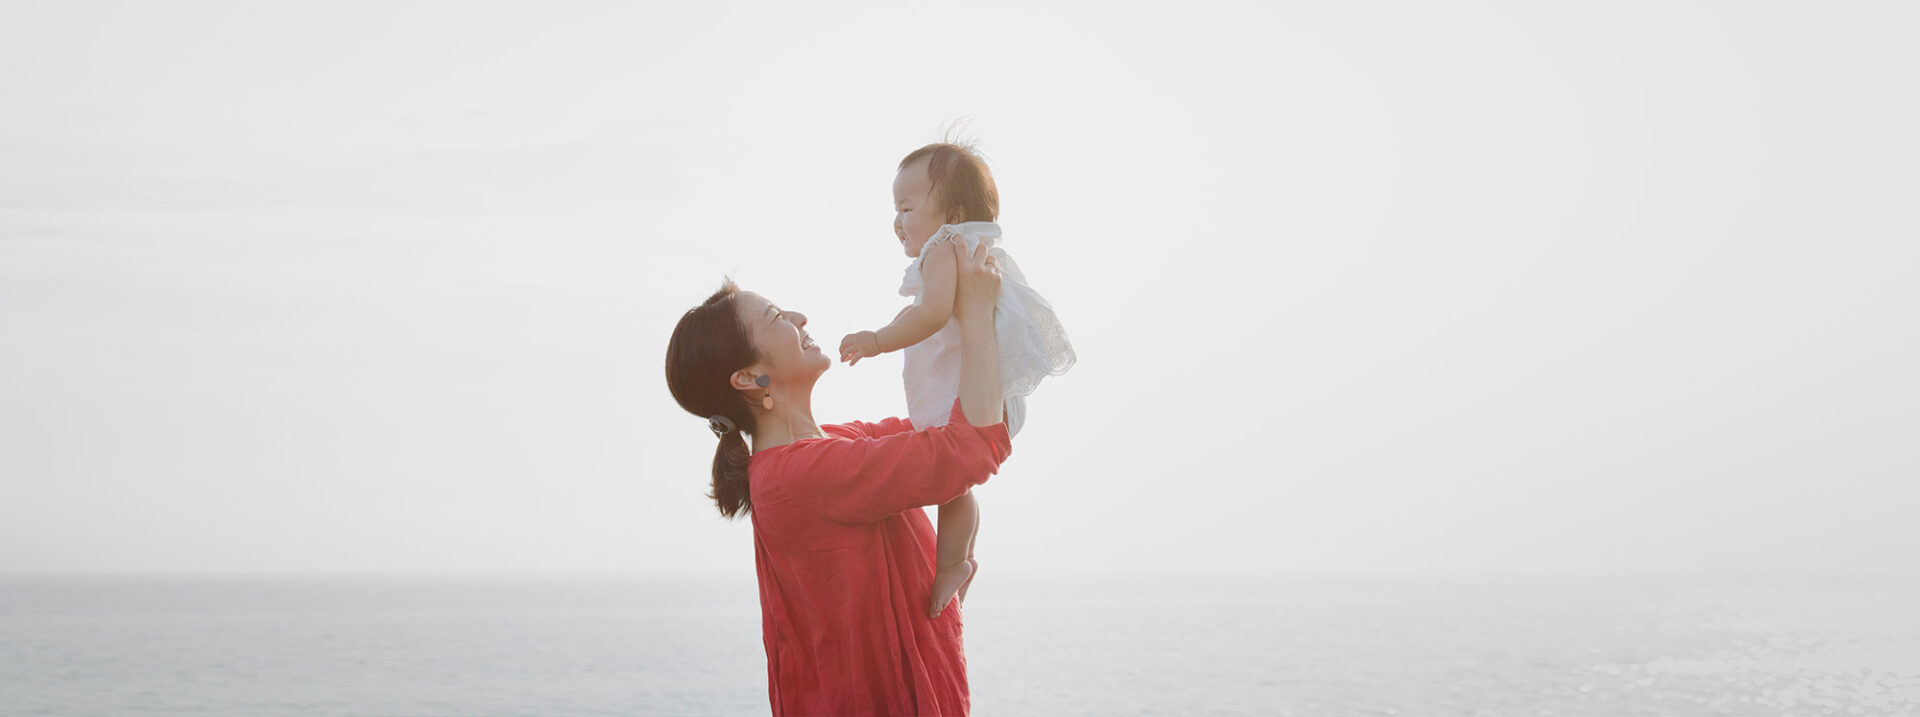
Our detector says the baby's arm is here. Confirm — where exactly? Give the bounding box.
[839,243,958,365]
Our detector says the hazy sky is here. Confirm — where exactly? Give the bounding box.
[3,1,1915,577]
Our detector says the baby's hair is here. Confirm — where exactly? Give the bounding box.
[899,139,999,225]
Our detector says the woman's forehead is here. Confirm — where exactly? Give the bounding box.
[735,291,774,319]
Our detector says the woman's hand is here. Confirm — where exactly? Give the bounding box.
[951,239,1001,328]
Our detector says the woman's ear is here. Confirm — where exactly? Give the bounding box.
[730,369,763,393]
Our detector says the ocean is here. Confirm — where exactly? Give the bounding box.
[3,574,1916,716]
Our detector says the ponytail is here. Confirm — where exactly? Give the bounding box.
[711,428,753,518]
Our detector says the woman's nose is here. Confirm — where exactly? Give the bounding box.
[790,311,807,327]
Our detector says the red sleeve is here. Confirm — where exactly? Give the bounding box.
[792,402,1010,524]
[837,415,917,439]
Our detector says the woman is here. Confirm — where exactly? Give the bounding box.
[664,240,1011,716]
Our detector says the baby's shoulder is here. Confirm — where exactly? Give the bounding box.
[916,237,962,270]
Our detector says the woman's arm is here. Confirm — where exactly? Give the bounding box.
[785,403,1011,525]
[950,239,1003,427]
[838,415,916,439]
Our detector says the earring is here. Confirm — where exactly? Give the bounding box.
[756,375,773,410]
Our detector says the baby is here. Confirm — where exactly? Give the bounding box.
[839,141,1075,618]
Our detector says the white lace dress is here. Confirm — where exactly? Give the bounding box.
[899,221,1075,436]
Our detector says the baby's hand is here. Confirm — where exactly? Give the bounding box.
[839,331,882,366]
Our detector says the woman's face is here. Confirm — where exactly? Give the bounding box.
[734,291,830,383]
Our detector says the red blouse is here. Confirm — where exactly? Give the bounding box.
[746,401,1012,716]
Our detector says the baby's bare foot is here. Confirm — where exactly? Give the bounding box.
[957,558,978,606]
[928,558,976,618]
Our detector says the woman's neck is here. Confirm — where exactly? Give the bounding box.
[750,385,825,453]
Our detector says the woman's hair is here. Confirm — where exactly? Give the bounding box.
[900,141,999,225]
[664,279,758,518]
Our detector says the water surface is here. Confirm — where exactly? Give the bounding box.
[3,574,1916,715]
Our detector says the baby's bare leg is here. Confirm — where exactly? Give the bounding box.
[928,491,978,618]
[959,490,980,603]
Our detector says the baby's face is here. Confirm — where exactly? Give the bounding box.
[892,157,947,258]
